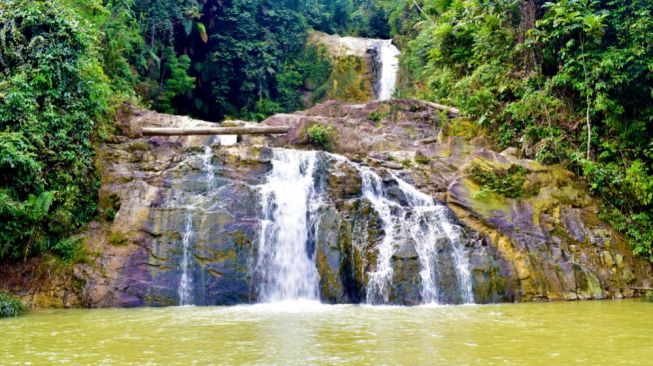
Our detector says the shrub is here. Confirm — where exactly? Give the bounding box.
[368,110,388,123]
[0,292,27,318]
[414,154,431,165]
[51,237,85,263]
[307,123,334,150]
[470,164,529,199]
[108,231,128,247]
[645,291,653,302]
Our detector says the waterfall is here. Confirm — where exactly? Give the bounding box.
[359,168,400,304]
[177,144,216,306]
[375,40,400,101]
[219,135,238,146]
[358,166,474,304]
[255,149,321,302]
[178,214,195,306]
[250,149,472,305]
[393,176,474,304]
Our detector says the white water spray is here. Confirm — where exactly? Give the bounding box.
[178,214,195,306]
[376,40,400,101]
[177,143,216,306]
[394,176,474,304]
[256,149,321,302]
[359,166,474,304]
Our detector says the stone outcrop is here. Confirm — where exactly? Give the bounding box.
[2,100,651,307]
[307,31,378,102]
[262,100,653,303]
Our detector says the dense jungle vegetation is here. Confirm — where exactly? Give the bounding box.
[0,0,651,263]
[0,0,394,260]
[391,0,653,261]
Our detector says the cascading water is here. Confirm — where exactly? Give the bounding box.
[359,168,400,304]
[178,214,195,306]
[176,143,472,305]
[375,40,401,101]
[393,176,474,304]
[357,165,474,304]
[255,149,321,302]
[177,143,216,306]
[325,154,473,304]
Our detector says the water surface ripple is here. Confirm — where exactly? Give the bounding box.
[1,301,651,365]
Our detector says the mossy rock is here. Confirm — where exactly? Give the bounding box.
[326,55,373,102]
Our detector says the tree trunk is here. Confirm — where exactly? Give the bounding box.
[140,126,292,136]
[421,101,461,117]
[580,36,592,160]
[586,102,591,160]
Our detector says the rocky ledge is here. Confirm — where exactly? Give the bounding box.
[2,100,651,307]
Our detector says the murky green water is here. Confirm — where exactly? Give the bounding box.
[1,301,651,365]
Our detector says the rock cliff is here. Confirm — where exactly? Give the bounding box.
[2,100,651,307]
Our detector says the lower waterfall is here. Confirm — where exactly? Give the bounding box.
[255,149,321,302]
[253,149,474,305]
[360,167,474,304]
[177,143,216,306]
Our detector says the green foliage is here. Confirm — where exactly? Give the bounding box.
[307,123,334,150]
[0,292,26,318]
[368,110,388,122]
[50,237,86,263]
[108,231,128,247]
[414,154,431,165]
[156,49,196,114]
[470,165,529,199]
[645,291,653,302]
[104,208,117,222]
[396,0,653,262]
[0,0,113,260]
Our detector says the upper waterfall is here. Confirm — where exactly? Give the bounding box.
[375,40,400,101]
[307,32,400,102]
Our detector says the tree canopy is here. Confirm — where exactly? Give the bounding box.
[1,0,651,264]
[393,0,653,260]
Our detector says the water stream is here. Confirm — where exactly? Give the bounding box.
[255,149,321,302]
[375,40,401,101]
[177,214,195,306]
[253,150,473,304]
[177,143,216,305]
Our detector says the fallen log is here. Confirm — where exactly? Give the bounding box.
[417,136,439,145]
[630,287,653,291]
[421,101,461,117]
[141,126,292,136]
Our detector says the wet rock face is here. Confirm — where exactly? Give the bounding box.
[79,113,273,307]
[448,149,652,302]
[263,100,652,303]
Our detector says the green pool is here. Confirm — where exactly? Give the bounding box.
[1,300,651,365]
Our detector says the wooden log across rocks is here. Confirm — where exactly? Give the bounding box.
[421,101,461,117]
[630,287,653,291]
[140,126,292,136]
[417,136,439,145]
